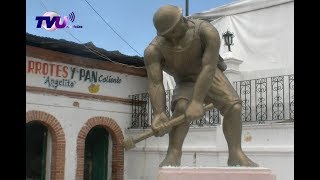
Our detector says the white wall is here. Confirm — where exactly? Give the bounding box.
[240,68,294,81]
[26,58,148,180]
[125,123,293,180]
[26,53,148,180]
[27,92,134,180]
[191,0,294,72]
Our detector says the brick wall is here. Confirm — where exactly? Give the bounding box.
[26,110,66,180]
[76,117,124,180]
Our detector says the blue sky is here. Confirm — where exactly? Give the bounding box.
[27,0,236,56]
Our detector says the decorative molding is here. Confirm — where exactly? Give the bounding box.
[26,86,132,105]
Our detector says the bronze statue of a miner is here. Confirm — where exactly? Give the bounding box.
[144,5,258,167]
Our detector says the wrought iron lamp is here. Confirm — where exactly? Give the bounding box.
[222,30,234,52]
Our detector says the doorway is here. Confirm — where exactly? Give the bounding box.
[84,126,109,180]
[26,121,48,180]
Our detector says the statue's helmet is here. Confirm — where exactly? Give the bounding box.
[153,5,183,36]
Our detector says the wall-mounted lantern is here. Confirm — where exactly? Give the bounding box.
[222,30,234,52]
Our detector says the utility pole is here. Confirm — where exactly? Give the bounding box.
[185,0,189,16]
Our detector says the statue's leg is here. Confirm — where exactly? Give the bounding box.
[159,99,189,167]
[222,103,258,167]
[206,68,258,167]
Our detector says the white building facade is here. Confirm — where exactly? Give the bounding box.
[26,44,148,180]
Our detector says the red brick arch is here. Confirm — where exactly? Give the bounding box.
[76,117,124,180]
[26,110,66,180]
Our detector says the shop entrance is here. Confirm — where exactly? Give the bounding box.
[26,121,48,180]
[84,126,109,180]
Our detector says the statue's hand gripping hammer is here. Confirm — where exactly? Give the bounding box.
[122,103,214,150]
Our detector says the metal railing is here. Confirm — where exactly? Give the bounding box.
[234,74,294,124]
[129,74,294,129]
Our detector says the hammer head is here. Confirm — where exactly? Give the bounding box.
[122,137,136,151]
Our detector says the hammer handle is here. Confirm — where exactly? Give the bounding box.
[132,103,214,145]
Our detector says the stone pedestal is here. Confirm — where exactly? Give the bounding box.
[158,167,276,180]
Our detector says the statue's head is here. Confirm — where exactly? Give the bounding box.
[153,5,183,36]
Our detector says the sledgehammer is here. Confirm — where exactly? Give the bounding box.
[122,103,214,150]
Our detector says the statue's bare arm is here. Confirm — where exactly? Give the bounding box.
[144,45,166,114]
[185,21,220,121]
[144,45,170,136]
[193,21,220,103]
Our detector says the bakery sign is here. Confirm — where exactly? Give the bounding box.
[26,57,123,93]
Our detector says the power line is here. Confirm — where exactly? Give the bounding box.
[38,0,145,69]
[39,0,115,63]
[63,29,112,61]
[39,0,48,11]
[82,0,142,56]
[64,29,145,69]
